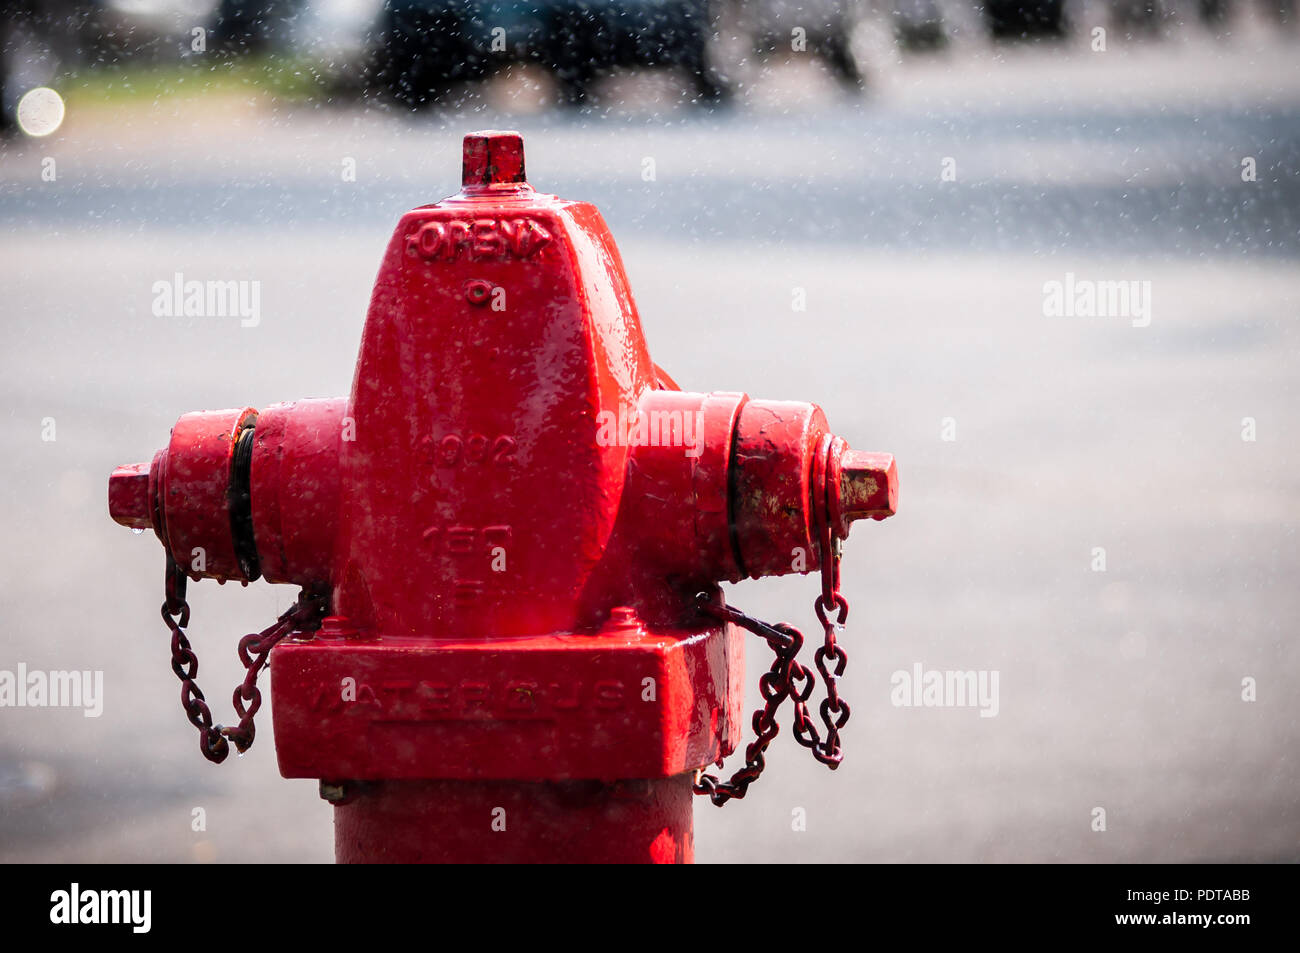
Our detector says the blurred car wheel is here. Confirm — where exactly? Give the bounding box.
[1110,0,1162,30]
[374,5,476,108]
[892,0,947,51]
[984,0,1065,37]
[724,0,873,91]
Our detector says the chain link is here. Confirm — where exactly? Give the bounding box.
[693,523,851,805]
[160,554,327,763]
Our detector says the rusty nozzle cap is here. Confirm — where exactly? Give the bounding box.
[109,462,153,530]
[836,449,898,528]
[462,130,527,188]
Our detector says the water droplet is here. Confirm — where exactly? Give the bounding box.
[131,528,145,535]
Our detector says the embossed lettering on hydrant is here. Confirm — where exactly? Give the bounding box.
[405,218,552,262]
[312,678,626,720]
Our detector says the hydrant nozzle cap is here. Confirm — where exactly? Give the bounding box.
[109,461,152,530]
[837,449,898,526]
[462,130,527,188]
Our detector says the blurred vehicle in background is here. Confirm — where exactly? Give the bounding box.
[719,0,870,89]
[370,0,730,107]
[2,0,229,134]
[286,0,383,87]
[106,0,223,56]
[889,0,947,48]
[6,0,1293,135]
[982,0,1065,35]
[211,0,306,52]
[1197,0,1229,22]
[1109,0,1156,31]
[710,0,950,92]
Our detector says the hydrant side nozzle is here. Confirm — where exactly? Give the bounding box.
[618,393,897,586]
[109,402,343,587]
[108,461,152,530]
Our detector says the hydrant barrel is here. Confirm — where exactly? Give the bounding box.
[332,778,694,864]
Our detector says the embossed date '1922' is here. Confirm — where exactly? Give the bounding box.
[406,218,552,262]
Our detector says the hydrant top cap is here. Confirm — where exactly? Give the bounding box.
[462,130,527,188]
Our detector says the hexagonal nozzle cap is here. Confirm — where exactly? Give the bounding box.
[839,450,898,524]
[109,462,153,530]
[462,130,527,188]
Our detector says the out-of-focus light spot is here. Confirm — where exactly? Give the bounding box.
[17,87,65,138]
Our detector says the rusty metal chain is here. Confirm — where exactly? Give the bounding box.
[693,524,850,805]
[160,553,327,763]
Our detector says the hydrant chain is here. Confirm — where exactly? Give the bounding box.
[693,543,854,805]
[159,552,327,763]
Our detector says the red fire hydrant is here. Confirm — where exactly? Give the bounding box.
[108,131,897,864]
